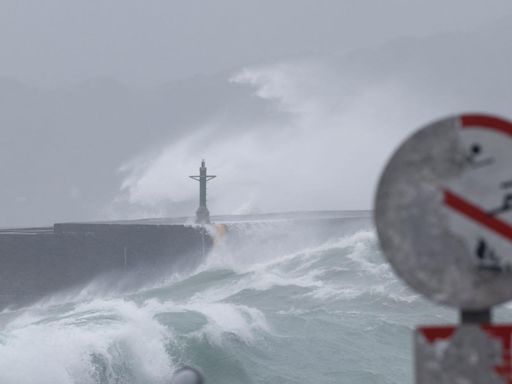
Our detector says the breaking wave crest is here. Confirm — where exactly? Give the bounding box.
[0,218,463,384]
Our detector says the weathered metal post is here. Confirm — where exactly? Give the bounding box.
[460,309,492,324]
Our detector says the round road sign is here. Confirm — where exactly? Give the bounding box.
[375,114,512,309]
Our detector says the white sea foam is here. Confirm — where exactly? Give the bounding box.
[188,229,407,307]
[0,299,174,384]
[141,299,271,345]
[0,224,451,384]
[184,303,269,345]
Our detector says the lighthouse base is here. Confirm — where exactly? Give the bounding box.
[196,206,211,224]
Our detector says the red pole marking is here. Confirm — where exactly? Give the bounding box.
[461,114,512,136]
[444,190,512,242]
[483,325,512,382]
[420,326,512,382]
[419,327,455,343]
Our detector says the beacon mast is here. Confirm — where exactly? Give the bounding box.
[189,160,216,224]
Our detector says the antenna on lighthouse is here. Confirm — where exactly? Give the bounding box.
[189,159,216,224]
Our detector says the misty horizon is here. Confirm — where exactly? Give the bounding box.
[2,1,512,227]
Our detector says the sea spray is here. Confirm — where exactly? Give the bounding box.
[0,217,485,383]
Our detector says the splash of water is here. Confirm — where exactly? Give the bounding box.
[0,218,471,384]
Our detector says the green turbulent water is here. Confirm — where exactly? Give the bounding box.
[1,218,508,384]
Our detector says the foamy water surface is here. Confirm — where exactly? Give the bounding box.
[2,218,509,384]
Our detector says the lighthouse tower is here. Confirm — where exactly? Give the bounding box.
[189,160,216,224]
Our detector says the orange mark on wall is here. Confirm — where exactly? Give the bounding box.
[214,224,227,247]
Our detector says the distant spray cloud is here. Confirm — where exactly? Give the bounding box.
[2,8,512,226]
[115,58,421,218]
[114,21,512,219]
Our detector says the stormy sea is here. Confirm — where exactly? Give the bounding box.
[0,214,510,384]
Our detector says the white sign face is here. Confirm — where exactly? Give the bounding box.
[375,114,512,308]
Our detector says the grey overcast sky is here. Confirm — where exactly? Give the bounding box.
[1,1,512,226]
[1,0,512,86]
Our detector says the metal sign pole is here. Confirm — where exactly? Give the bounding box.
[460,308,492,324]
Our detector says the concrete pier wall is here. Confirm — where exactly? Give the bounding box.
[0,211,371,309]
[0,223,211,309]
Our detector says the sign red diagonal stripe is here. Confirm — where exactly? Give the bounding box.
[444,190,512,242]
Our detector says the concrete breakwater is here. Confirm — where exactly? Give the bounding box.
[0,222,211,309]
[0,211,371,310]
